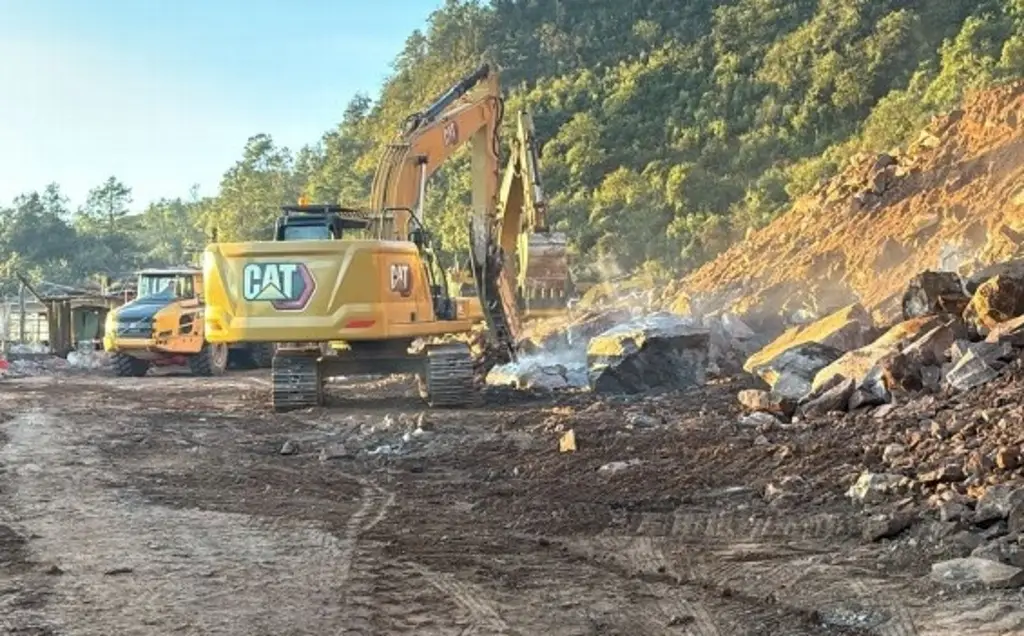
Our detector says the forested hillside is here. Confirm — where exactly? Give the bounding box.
[5,0,1024,295]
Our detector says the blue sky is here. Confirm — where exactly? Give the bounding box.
[0,0,443,210]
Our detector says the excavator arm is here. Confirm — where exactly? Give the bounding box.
[495,109,572,318]
[369,64,500,243]
[368,63,521,362]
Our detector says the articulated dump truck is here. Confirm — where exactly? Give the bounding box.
[103,267,275,377]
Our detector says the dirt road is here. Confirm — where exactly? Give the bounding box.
[1,369,1022,635]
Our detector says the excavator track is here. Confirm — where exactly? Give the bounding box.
[420,343,475,407]
[271,351,323,412]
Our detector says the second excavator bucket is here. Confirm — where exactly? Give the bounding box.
[518,231,572,317]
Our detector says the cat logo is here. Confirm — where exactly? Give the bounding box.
[442,120,458,147]
[242,262,316,310]
[389,263,412,296]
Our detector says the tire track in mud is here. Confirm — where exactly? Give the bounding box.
[334,547,518,634]
[613,538,723,635]
[404,561,511,634]
[333,477,395,592]
[329,484,519,635]
[99,403,517,634]
[499,530,837,635]
[5,406,408,635]
[667,544,920,636]
[236,473,399,633]
[267,470,516,635]
[564,534,919,636]
[628,509,866,543]
[579,537,836,635]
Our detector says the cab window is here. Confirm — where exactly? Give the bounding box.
[138,274,194,299]
[138,275,174,298]
[282,224,332,240]
[175,276,195,298]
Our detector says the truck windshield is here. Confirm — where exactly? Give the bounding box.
[138,275,193,299]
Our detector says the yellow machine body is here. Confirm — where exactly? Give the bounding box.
[203,239,481,344]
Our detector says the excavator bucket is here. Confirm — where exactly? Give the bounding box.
[518,231,571,318]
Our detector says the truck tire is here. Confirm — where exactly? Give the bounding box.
[249,342,276,368]
[112,353,150,377]
[188,342,228,377]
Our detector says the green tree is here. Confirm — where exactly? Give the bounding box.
[203,134,297,241]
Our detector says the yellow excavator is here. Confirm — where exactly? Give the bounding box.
[202,63,559,410]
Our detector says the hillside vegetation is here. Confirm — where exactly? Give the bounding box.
[4,0,1024,294]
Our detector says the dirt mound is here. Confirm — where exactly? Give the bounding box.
[664,81,1024,327]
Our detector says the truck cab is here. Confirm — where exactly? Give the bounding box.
[135,267,202,304]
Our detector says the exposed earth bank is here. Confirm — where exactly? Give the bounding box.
[663,81,1024,327]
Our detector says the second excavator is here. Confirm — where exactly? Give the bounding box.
[201,63,568,410]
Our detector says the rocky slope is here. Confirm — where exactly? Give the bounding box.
[501,81,1024,590]
[663,81,1024,328]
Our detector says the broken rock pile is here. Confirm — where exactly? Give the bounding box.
[491,310,716,395]
[735,264,1024,584]
[488,309,633,391]
[739,266,1024,422]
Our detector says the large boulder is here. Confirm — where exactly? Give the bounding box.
[704,312,763,374]
[945,349,1000,392]
[811,315,945,392]
[901,271,969,319]
[800,376,856,417]
[743,303,874,375]
[902,320,961,362]
[747,342,845,401]
[587,314,710,394]
[565,309,634,346]
[965,258,1024,294]
[963,274,1024,334]
[847,365,891,409]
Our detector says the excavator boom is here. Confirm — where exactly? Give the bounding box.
[368,63,522,362]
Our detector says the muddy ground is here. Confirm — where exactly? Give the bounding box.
[1,368,1022,635]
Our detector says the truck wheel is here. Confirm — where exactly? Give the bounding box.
[188,342,228,377]
[250,343,276,368]
[112,353,150,377]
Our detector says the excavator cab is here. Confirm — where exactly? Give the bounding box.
[274,203,371,241]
